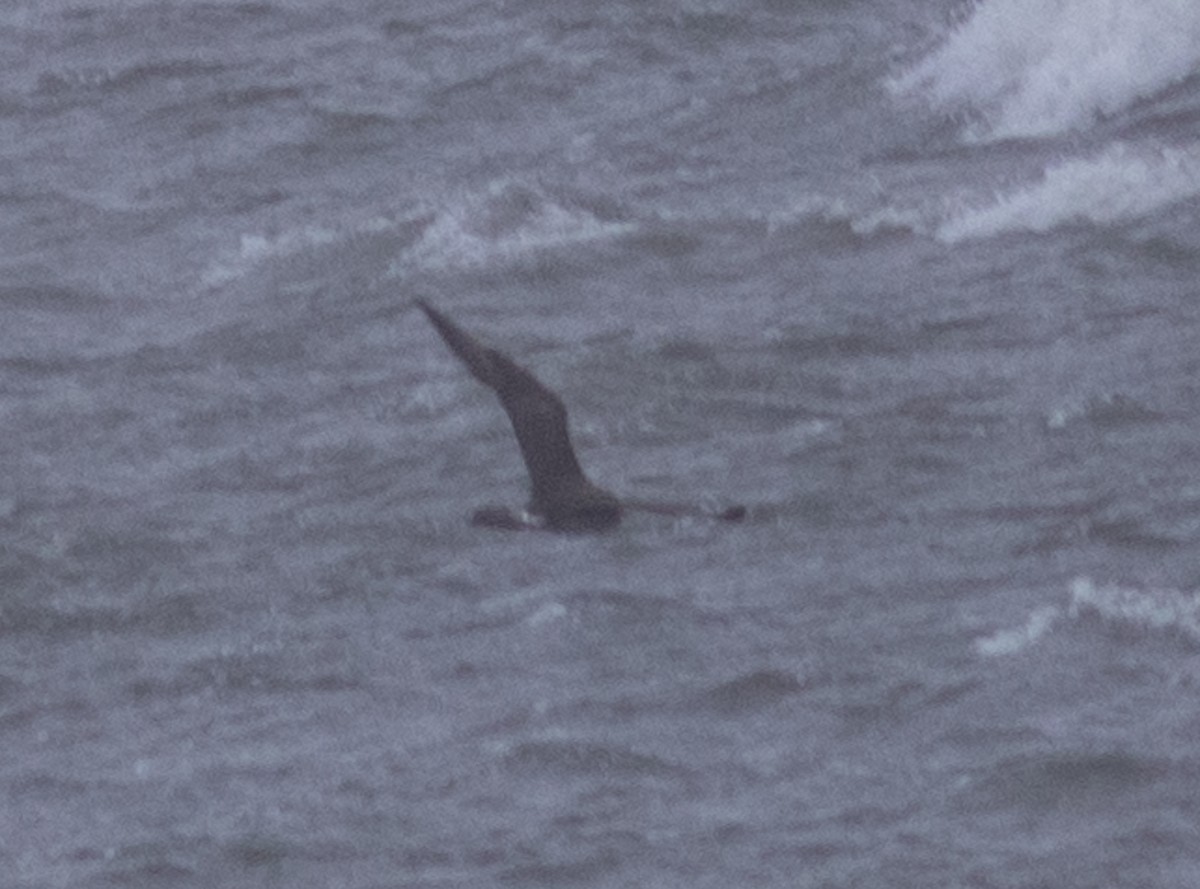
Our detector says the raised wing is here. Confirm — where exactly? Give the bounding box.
[416,300,589,510]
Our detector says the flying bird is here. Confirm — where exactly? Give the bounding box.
[417,299,745,532]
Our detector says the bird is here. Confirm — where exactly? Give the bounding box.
[416,299,745,532]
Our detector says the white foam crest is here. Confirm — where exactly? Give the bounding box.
[200,216,396,289]
[890,0,1200,140]
[936,142,1200,242]
[201,229,335,288]
[1069,577,1200,642]
[395,180,633,273]
[975,577,1200,657]
[975,605,1061,657]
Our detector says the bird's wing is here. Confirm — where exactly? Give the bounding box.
[416,300,588,503]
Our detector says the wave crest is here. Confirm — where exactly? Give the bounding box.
[891,0,1200,141]
[976,577,1200,657]
[1069,577,1200,646]
[937,143,1200,241]
[395,180,633,273]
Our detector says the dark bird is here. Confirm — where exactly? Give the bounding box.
[417,299,746,533]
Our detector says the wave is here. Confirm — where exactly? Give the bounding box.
[1069,576,1200,644]
[787,142,1200,243]
[890,0,1200,141]
[200,214,407,289]
[974,605,1061,657]
[199,180,632,291]
[937,142,1200,241]
[976,576,1200,656]
[393,180,633,274]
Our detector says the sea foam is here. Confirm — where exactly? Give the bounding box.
[936,142,1200,241]
[976,577,1200,657]
[890,0,1200,141]
[1069,576,1200,644]
[395,180,632,274]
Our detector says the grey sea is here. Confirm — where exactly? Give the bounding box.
[5,1,1200,886]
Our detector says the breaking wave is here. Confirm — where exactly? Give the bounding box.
[890,0,1200,141]
[936,142,1200,242]
[976,576,1200,657]
[393,180,633,274]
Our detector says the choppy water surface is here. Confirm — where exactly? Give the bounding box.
[4,1,1200,886]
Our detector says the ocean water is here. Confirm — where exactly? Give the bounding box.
[4,0,1200,886]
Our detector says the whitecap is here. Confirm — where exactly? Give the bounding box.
[975,605,1061,657]
[200,216,397,289]
[975,577,1200,657]
[392,179,634,274]
[936,143,1200,242]
[1069,576,1200,643]
[890,0,1200,141]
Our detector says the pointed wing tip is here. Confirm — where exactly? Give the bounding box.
[416,298,511,394]
[415,298,471,355]
[413,298,438,322]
